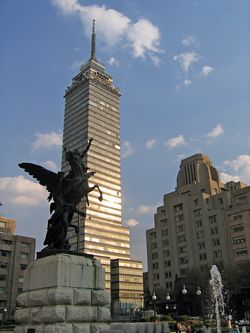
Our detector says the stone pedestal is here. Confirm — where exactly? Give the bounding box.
[14,252,110,333]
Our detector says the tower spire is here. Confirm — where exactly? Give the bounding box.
[91,19,96,60]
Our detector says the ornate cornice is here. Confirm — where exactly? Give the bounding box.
[64,69,120,98]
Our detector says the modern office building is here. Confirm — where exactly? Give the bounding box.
[146,153,250,296]
[0,216,35,321]
[111,259,143,317]
[61,22,143,314]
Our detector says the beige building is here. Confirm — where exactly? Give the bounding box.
[146,153,250,295]
[0,216,35,321]
[62,22,143,315]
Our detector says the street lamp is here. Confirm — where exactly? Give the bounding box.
[182,285,188,295]
[196,286,202,296]
[166,292,171,301]
[1,307,7,327]
[152,291,157,320]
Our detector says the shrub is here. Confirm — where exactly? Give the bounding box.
[162,315,174,321]
[178,315,191,322]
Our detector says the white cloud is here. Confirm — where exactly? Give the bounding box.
[150,54,161,67]
[175,154,186,162]
[52,0,161,63]
[42,160,58,172]
[126,218,140,227]
[108,57,119,66]
[182,35,196,47]
[71,59,84,70]
[0,176,48,207]
[121,141,134,159]
[220,172,240,184]
[165,135,186,148]
[32,132,62,151]
[201,65,214,77]
[221,155,250,184]
[207,124,224,138]
[184,79,192,86]
[137,204,157,215]
[146,138,156,149]
[127,18,160,58]
[173,52,199,73]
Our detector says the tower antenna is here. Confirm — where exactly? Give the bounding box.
[91,19,96,60]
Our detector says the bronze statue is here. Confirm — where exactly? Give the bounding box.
[19,138,103,251]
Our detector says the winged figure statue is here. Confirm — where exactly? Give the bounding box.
[19,138,103,251]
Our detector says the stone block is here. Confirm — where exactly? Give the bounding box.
[145,322,154,333]
[13,326,25,333]
[91,290,110,306]
[74,288,91,305]
[24,254,97,291]
[136,322,147,333]
[91,323,110,333]
[100,331,123,333]
[40,305,65,323]
[94,264,105,290]
[16,292,29,307]
[162,322,170,333]
[25,325,45,333]
[46,323,73,333]
[29,289,48,306]
[15,308,31,323]
[73,323,91,333]
[66,305,97,322]
[47,287,74,305]
[154,322,162,333]
[30,307,42,323]
[111,323,137,333]
[97,306,110,321]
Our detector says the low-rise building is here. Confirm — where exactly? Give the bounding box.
[0,216,35,320]
[111,258,144,317]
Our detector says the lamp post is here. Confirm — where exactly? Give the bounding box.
[166,293,178,319]
[196,286,201,296]
[181,285,202,316]
[196,286,204,318]
[1,307,7,327]
[152,291,157,320]
[182,285,188,295]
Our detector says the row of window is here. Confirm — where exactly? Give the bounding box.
[234,249,248,257]
[0,251,29,259]
[0,240,30,248]
[0,287,23,294]
[231,224,244,233]
[0,263,28,270]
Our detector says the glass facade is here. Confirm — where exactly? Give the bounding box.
[61,27,143,315]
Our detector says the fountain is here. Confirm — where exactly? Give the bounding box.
[210,265,225,333]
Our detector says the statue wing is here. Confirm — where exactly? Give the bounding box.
[19,162,60,194]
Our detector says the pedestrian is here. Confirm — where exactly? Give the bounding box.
[174,320,182,333]
[186,320,196,333]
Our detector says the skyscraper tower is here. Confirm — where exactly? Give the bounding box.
[62,22,143,315]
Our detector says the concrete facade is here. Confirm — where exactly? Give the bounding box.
[0,216,35,320]
[146,154,250,295]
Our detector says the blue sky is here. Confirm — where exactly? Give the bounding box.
[0,0,249,269]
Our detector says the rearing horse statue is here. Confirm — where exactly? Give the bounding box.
[19,138,103,250]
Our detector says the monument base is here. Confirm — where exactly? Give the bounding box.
[14,252,110,333]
